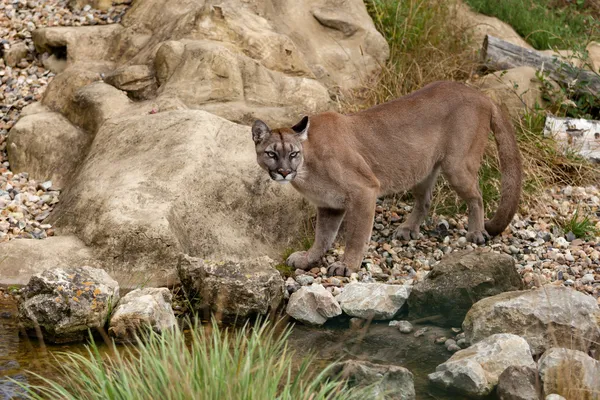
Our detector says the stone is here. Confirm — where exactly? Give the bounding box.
[296,275,314,286]
[108,287,176,342]
[335,283,411,320]
[177,254,284,318]
[0,236,100,287]
[408,250,522,326]
[18,266,120,343]
[463,286,600,356]
[3,42,29,68]
[45,110,308,287]
[103,64,157,100]
[496,366,542,400]
[538,347,600,400]
[545,396,566,400]
[397,320,413,334]
[331,360,415,400]
[476,66,557,119]
[286,284,342,326]
[428,334,536,397]
[7,110,91,189]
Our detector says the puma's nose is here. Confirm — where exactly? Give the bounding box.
[278,169,291,177]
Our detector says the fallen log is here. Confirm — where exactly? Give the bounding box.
[482,34,600,96]
[544,115,600,163]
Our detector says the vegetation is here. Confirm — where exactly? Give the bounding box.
[15,320,369,400]
[463,0,599,50]
[561,210,599,239]
[358,0,599,217]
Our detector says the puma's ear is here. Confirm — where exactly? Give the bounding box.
[252,120,271,144]
[291,116,309,142]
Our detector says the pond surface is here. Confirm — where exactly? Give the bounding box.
[0,295,488,400]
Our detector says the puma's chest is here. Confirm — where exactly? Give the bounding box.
[291,180,346,209]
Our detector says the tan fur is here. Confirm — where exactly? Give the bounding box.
[252,81,522,276]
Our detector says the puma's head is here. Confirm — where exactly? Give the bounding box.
[251,116,309,183]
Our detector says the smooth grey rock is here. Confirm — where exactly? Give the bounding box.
[545,395,566,400]
[177,254,284,318]
[108,287,176,342]
[497,365,542,400]
[428,333,536,397]
[286,284,342,325]
[335,283,411,320]
[18,266,120,343]
[408,249,522,326]
[538,348,600,399]
[296,275,315,286]
[332,360,415,400]
[397,320,413,334]
[463,285,600,356]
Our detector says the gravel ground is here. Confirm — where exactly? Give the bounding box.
[293,186,600,305]
[0,0,128,242]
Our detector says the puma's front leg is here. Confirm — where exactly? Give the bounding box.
[286,207,345,270]
[327,190,377,277]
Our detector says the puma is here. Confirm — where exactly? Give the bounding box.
[252,81,522,277]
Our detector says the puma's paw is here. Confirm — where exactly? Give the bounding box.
[393,225,419,241]
[327,261,353,277]
[286,251,311,270]
[466,230,489,245]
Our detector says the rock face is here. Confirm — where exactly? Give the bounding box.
[497,366,542,400]
[3,0,389,287]
[18,266,120,343]
[428,333,536,397]
[335,283,411,320]
[332,360,416,400]
[108,287,176,342]
[463,285,600,356]
[177,254,284,318]
[286,284,342,325]
[538,348,600,400]
[408,250,522,326]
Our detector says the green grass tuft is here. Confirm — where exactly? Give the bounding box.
[561,210,599,239]
[13,319,371,400]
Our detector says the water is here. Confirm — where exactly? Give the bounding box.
[0,295,483,400]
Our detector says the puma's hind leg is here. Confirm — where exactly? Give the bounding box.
[443,163,487,245]
[394,166,440,241]
[286,207,345,270]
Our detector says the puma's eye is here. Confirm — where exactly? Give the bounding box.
[290,151,299,159]
[266,151,277,159]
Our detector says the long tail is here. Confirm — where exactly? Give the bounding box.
[485,103,523,236]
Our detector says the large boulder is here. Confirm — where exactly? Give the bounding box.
[7,108,91,189]
[428,333,536,397]
[286,284,342,325]
[44,109,308,287]
[538,348,600,400]
[335,283,411,320]
[408,249,522,327]
[463,286,600,356]
[177,254,284,318]
[18,266,120,343]
[332,360,416,400]
[108,287,176,342]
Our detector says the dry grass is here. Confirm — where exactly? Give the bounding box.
[340,0,599,217]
